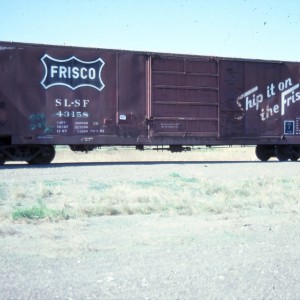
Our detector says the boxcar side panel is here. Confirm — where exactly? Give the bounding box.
[0,43,147,146]
[0,45,17,136]
[117,53,147,140]
[13,45,119,144]
[219,60,300,144]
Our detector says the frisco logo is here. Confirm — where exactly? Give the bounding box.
[41,54,105,91]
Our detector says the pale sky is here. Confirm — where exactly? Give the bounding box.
[1,0,300,61]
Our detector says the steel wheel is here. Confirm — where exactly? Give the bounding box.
[276,146,290,162]
[28,146,55,164]
[255,145,273,161]
[0,142,6,165]
[290,154,299,161]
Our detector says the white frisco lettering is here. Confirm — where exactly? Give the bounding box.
[80,67,87,79]
[50,66,58,77]
[89,68,96,79]
[71,67,79,79]
[41,54,105,91]
[50,65,96,80]
[281,84,300,116]
[59,66,67,78]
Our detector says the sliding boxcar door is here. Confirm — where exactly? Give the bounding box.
[151,55,219,138]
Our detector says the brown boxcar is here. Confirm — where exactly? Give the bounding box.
[0,41,300,163]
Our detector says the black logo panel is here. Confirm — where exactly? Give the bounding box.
[41,54,105,91]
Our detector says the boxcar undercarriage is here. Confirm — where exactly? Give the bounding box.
[0,142,299,165]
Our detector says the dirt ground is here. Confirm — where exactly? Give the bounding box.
[1,149,300,299]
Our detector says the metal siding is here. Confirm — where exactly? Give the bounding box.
[219,60,244,137]
[151,55,219,137]
[0,46,17,135]
[152,57,184,72]
[153,88,218,103]
[117,53,147,138]
[152,73,218,87]
[219,60,300,141]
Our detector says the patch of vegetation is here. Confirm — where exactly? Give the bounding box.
[11,200,73,221]
[79,175,300,218]
[89,181,111,191]
[12,205,54,220]
[5,170,300,222]
[169,172,180,178]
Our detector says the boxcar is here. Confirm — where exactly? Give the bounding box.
[0,41,300,164]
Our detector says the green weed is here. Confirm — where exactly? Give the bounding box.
[11,199,73,221]
[89,181,111,191]
[12,205,52,220]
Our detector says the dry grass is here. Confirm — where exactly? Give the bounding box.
[3,169,300,221]
[1,147,298,221]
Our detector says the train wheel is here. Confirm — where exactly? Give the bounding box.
[290,154,299,161]
[0,143,6,165]
[28,146,55,164]
[276,146,290,162]
[0,154,5,165]
[255,145,273,161]
[289,146,300,161]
